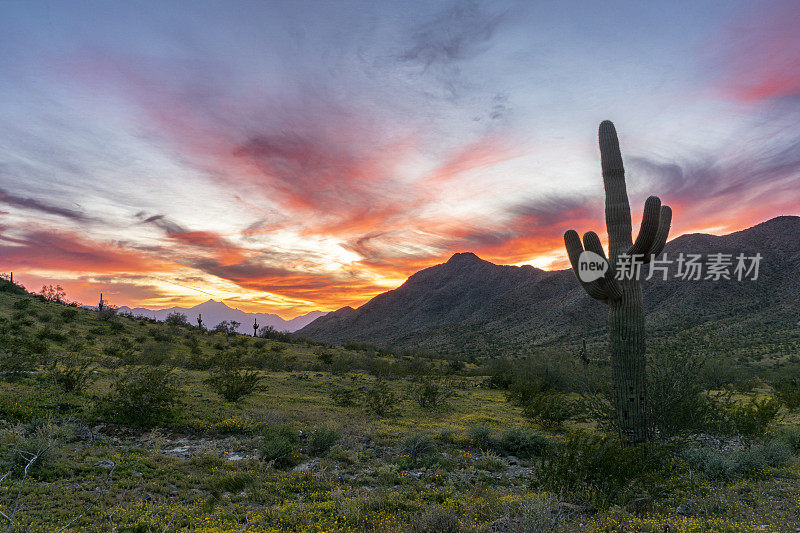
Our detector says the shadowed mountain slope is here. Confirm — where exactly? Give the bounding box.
[299,216,800,355]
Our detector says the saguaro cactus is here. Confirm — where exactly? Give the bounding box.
[564,121,672,442]
[253,318,260,337]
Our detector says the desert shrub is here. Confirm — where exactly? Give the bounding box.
[467,424,497,451]
[484,359,516,389]
[534,431,662,507]
[137,341,173,366]
[400,433,437,465]
[363,379,398,416]
[102,366,183,427]
[410,505,461,533]
[260,425,301,468]
[648,350,717,437]
[475,449,506,472]
[164,312,191,328]
[59,308,78,322]
[213,321,240,335]
[498,427,549,458]
[772,376,800,411]
[682,440,790,480]
[35,327,66,343]
[205,367,262,402]
[0,425,56,479]
[521,391,577,429]
[778,426,800,452]
[97,306,118,321]
[0,333,47,379]
[0,277,27,295]
[307,426,341,456]
[330,385,358,407]
[258,325,294,342]
[40,284,66,302]
[723,395,782,436]
[326,444,356,464]
[415,378,453,408]
[47,356,95,392]
[205,472,255,497]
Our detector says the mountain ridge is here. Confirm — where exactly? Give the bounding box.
[299,216,800,355]
[115,299,326,334]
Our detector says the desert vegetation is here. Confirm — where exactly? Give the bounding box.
[1,277,800,531]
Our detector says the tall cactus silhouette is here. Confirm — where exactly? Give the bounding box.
[564,121,672,442]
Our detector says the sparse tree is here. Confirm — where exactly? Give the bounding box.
[165,312,190,328]
[40,284,66,303]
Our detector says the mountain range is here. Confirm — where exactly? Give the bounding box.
[298,216,800,356]
[116,299,326,334]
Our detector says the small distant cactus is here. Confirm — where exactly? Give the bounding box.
[197,313,204,330]
[563,121,672,442]
[253,318,259,337]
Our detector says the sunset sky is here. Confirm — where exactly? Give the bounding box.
[1,1,799,317]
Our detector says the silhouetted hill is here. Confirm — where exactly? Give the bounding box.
[116,299,325,333]
[299,216,800,355]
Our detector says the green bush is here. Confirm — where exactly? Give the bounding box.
[467,424,497,451]
[724,396,782,436]
[682,441,790,480]
[308,426,340,456]
[205,367,262,402]
[60,308,78,322]
[521,391,576,429]
[260,425,301,469]
[400,433,437,465]
[102,366,183,427]
[164,312,191,328]
[648,350,717,437]
[415,378,453,408]
[772,377,800,411]
[137,341,173,366]
[535,431,662,507]
[330,385,358,407]
[47,356,95,392]
[0,427,56,479]
[363,379,398,416]
[498,427,549,459]
[778,426,800,452]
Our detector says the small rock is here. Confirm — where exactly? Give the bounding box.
[94,460,115,469]
[292,459,320,473]
[507,455,519,465]
[676,500,694,515]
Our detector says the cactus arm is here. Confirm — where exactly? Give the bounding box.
[645,205,672,260]
[599,120,633,263]
[583,231,623,301]
[564,229,609,301]
[628,196,661,257]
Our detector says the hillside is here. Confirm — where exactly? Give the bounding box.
[299,216,800,356]
[116,299,326,333]
[3,261,799,531]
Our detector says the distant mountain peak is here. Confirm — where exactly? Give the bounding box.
[197,299,230,309]
[446,252,483,264]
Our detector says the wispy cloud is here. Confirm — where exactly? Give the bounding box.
[0,187,91,222]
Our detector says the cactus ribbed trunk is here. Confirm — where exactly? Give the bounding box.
[601,122,648,442]
[564,121,672,443]
[609,280,647,441]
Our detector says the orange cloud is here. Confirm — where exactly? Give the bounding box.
[0,229,174,274]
